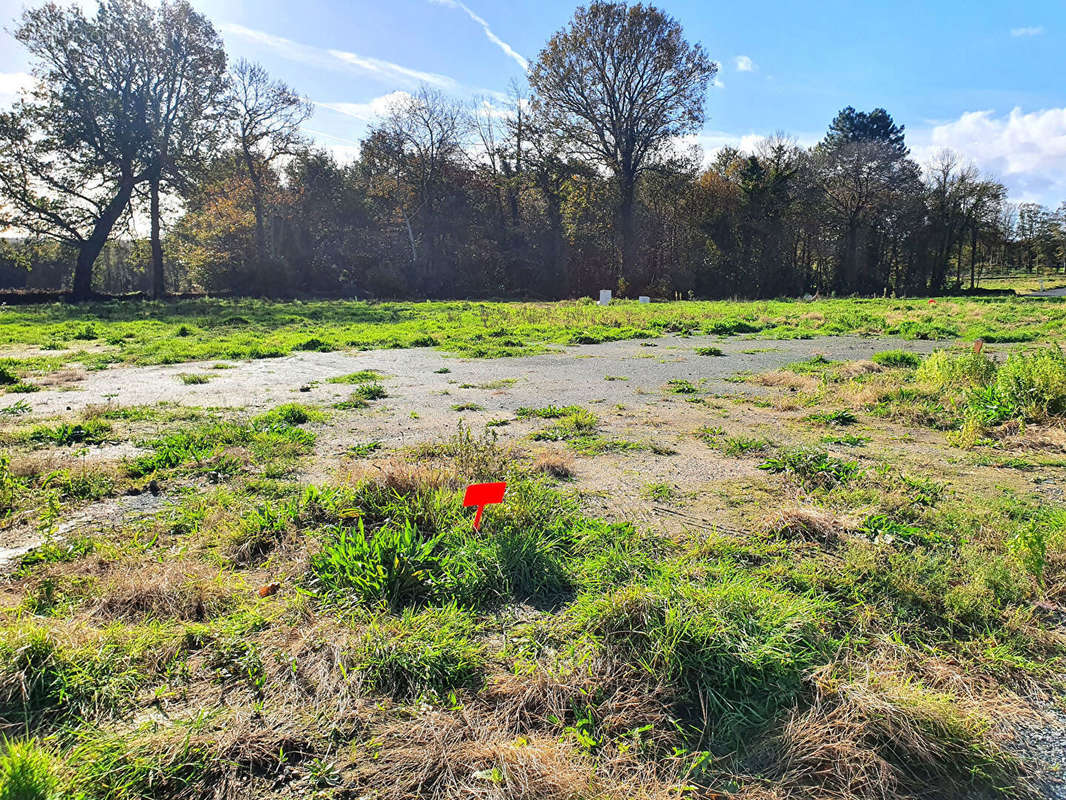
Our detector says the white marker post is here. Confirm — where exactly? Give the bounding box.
[598,289,612,306]
[638,295,650,304]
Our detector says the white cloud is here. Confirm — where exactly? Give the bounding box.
[429,0,528,70]
[0,72,34,107]
[734,55,755,72]
[327,49,458,90]
[219,22,459,90]
[1010,26,1044,37]
[713,77,725,89]
[315,91,412,121]
[911,107,1066,203]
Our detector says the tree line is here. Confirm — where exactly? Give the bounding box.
[1,0,1064,301]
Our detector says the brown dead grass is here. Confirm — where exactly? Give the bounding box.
[351,658,682,800]
[837,360,883,379]
[763,507,858,547]
[532,448,574,479]
[91,560,237,621]
[753,665,1032,800]
[35,367,86,388]
[752,371,820,393]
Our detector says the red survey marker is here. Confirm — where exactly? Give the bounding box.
[463,481,507,530]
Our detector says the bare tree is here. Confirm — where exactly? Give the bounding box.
[138,0,227,299]
[362,88,467,287]
[228,59,312,263]
[528,1,715,288]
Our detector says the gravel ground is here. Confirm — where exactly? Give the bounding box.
[5,334,946,417]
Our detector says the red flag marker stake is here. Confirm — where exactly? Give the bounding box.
[463,481,507,531]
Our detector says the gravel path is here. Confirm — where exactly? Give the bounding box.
[4,334,946,417]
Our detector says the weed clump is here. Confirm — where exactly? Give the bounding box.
[872,349,921,368]
[565,577,830,748]
[760,448,861,489]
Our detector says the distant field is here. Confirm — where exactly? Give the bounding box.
[1,295,1065,383]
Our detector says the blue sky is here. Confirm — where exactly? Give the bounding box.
[2,0,1065,204]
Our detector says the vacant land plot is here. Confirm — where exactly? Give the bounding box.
[1,297,1065,800]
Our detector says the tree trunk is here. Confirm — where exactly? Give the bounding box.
[617,173,637,291]
[241,144,267,262]
[71,181,135,301]
[150,175,165,300]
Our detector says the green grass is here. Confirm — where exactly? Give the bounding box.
[327,370,383,384]
[873,349,922,368]
[760,447,861,489]
[28,420,111,447]
[177,373,211,385]
[3,296,1065,372]
[353,382,387,401]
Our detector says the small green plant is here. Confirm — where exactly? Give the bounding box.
[253,403,324,426]
[759,447,860,489]
[722,436,769,456]
[821,433,869,446]
[347,441,382,458]
[451,403,483,412]
[694,346,724,356]
[311,518,443,609]
[0,400,30,417]
[667,379,698,394]
[434,367,451,374]
[29,420,111,447]
[695,425,724,443]
[529,408,599,442]
[354,383,387,401]
[0,366,19,386]
[808,409,858,426]
[872,349,921,368]
[328,370,382,384]
[516,405,588,419]
[641,483,675,502]
[861,514,944,547]
[177,373,210,385]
